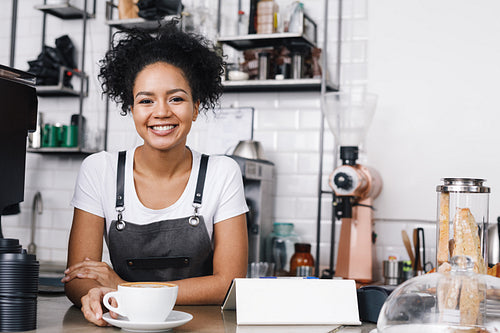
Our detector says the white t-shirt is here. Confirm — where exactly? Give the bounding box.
[71,146,248,240]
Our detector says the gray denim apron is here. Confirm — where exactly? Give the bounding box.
[107,151,213,282]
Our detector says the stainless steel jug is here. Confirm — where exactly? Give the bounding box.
[488,217,500,264]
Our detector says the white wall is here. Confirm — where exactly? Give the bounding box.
[3,0,496,275]
[366,0,500,220]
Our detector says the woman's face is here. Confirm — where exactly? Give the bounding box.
[130,61,199,152]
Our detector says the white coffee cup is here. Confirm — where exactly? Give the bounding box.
[103,282,178,322]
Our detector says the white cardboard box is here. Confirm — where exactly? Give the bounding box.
[221,278,361,326]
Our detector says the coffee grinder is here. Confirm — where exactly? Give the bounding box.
[323,91,382,283]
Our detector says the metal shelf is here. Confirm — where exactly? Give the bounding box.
[105,15,180,31]
[105,1,179,31]
[35,67,88,97]
[27,147,99,155]
[35,3,95,20]
[32,0,107,152]
[218,32,317,50]
[216,3,330,93]
[36,86,81,97]
[223,78,338,92]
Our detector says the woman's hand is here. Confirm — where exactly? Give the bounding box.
[62,258,125,289]
[80,286,116,326]
[173,214,248,305]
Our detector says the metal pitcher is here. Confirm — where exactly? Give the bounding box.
[488,217,500,264]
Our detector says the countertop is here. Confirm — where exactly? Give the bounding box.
[24,295,376,332]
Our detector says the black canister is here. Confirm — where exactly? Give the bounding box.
[0,239,22,254]
[0,242,39,332]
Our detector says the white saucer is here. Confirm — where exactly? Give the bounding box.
[102,310,193,332]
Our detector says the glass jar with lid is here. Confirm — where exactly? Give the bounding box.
[376,255,500,332]
[265,222,300,276]
[436,178,490,274]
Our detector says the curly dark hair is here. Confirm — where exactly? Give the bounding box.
[99,20,224,115]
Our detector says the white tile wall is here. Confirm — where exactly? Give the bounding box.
[4,0,494,280]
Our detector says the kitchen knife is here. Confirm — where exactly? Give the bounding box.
[413,229,422,272]
[417,228,426,272]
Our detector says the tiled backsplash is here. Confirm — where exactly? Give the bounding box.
[1,0,448,277]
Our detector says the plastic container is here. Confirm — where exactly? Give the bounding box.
[286,1,304,33]
[436,178,490,274]
[376,255,500,332]
[265,222,300,275]
[256,0,278,34]
[289,243,314,277]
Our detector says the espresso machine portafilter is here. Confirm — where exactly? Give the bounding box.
[323,91,382,283]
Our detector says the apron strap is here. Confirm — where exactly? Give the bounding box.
[116,151,126,210]
[194,154,209,205]
[115,151,209,210]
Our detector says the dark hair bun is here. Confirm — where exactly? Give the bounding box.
[99,20,224,115]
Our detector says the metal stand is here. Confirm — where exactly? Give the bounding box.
[9,0,18,67]
[315,0,343,278]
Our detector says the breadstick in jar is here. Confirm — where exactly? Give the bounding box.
[453,208,486,274]
[438,276,460,324]
[437,192,450,265]
[459,277,481,326]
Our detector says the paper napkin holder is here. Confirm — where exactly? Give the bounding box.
[221,278,361,325]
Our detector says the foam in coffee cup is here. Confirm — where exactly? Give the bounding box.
[103,282,178,322]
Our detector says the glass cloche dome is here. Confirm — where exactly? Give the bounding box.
[375,256,500,332]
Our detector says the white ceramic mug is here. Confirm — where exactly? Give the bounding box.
[103,282,178,322]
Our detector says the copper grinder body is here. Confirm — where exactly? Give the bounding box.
[329,164,382,282]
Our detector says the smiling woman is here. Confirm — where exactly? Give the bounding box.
[131,62,198,154]
[62,21,249,327]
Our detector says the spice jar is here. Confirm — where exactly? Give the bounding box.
[289,243,314,277]
[436,178,490,274]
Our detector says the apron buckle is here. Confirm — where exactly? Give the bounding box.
[188,216,200,226]
[116,220,126,230]
[115,212,126,231]
[189,203,201,227]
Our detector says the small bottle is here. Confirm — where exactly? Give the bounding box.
[290,243,314,277]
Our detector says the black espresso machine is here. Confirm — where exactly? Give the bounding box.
[0,64,38,231]
[0,64,39,332]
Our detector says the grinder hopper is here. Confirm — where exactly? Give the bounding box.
[322,90,378,149]
[322,91,382,282]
